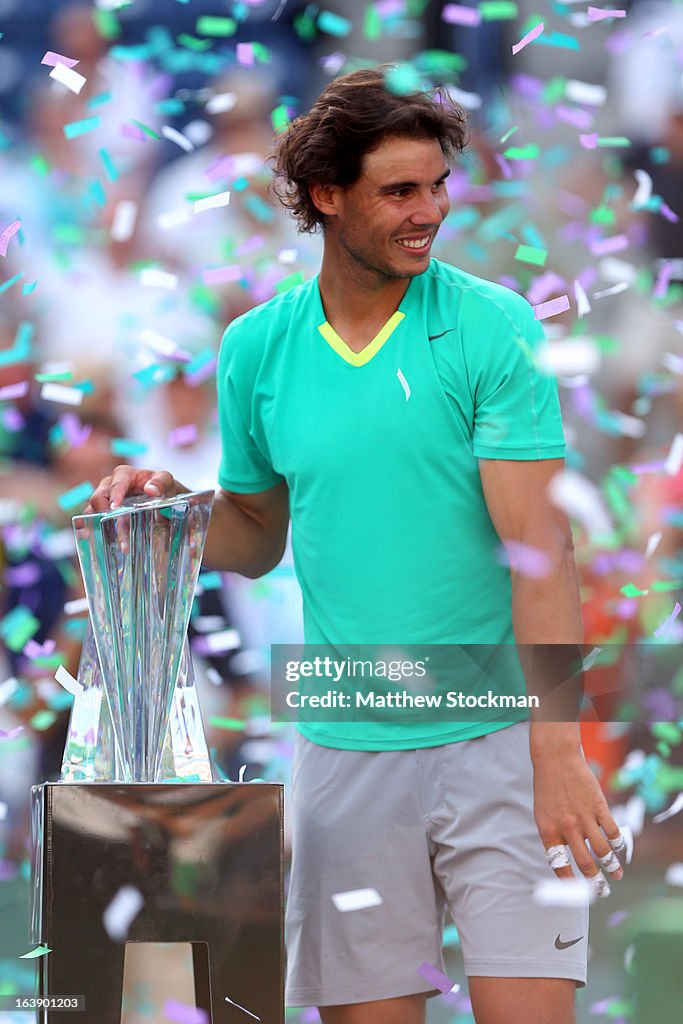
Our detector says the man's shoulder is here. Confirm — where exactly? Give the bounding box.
[223,276,318,346]
[427,259,532,323]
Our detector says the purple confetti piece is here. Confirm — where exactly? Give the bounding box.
[526,271,567,305]
[0,380,29,400]
[587,6,626,21]
[24,638,56,659]
[2,407,24,432]
[501,541,552,578]
[607,910,631,927]
[589,234,629,256]
[0,219,21,257]
[442,3,482,26]
[59,413,92,448]
[4,562,41,587]
[494,153,513,179]
[644,687,678,722]
[41,51,79,68]
[654,601,682,637]
[163,1000,208,1024]
[185,358,217,388]
[417,960,458,994]
[556,105,594,130]
[653,259,674,299]
[201,265,242,285]
[0,859,19,880]
[0,726,24,739]
[168,424,199,448]
[660,202,679,223]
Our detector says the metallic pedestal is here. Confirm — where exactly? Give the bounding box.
[31,782,283,1023]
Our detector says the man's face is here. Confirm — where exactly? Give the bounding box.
[327,135,451,281]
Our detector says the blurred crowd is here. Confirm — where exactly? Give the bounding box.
[0,0,681,929]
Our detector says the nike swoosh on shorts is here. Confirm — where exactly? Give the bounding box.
[555,934,583,950]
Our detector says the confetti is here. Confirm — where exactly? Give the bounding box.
[332,888,383,912]
[161,125,195,152]
[417,961,460,994]
[653,792,683,824]
[224,997,260,1021]
[63,115,101,140]
[205,92,237,115]
[196,16,237,37]
[193,191,231,213]
[442,4,482,26]
[533,295,570,320]
[139,267,179,290]
[480,1,519,20]
[499,540,552,578]
[40,382,84,406]
[49,62,86,94]
[168,424,199,447]
[317,11,353,36]
[19,945,52,959]
[55,664,83,697]
[0,802,7,821]
[565,80,607,106]
[664,433,683,476]
[201,265,242,285]
[0,220,21,257]
[515,244,547,266]
[164,1001,208,1024]
[57,482,94,512]
[64,598,89,615]
[102,885,144,941]
[548,469,612,541]
[0,607,40,652]
[664,863,683,887]
[587,6,626,21]
[41,51,79,68]
[653,602,682,638]
[111,200,137,242]
[512,21,544,55]
[0,677,19,706]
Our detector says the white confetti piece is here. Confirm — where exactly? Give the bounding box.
[139,328,179,358]
[548,469,613,540]
[565,80,607,106]
[55,664,83,697]
[40,383,83,406]
[654,601,682,638]
[0,677,19,706]
[332,888,383,912]
[534,877,593,907]
[156,209,191,231]
[206,92,237,114]
[278,248,298,264]
[662,352,683,374]
[194,191,231,214]
[664,433,683,476]
[49,62,86,94]
[653,792,683,824]
[139,267,179,290]
[111,200,137,242]
[664,863,683,887]
[631,169,653,209]
[574,280,591,318]
[645,532,662,559]
[0,801,7,821]
[610,411,646,438]
[203,628,241,654]
[537,338,601,377]
[224,996,260,1021]
[64,597,89,615]
[102,885,144,941]
[396,368,411,400]
[161,125,195,153]
[183,120,213,146]
[582,646,603,671]
[592,281,630,299]
[238,764,248,782]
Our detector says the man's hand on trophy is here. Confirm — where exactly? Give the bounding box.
[85,466,186,513]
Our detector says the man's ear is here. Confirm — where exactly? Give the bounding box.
[308,182,340,219]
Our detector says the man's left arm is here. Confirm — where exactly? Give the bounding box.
[479,457,625,895]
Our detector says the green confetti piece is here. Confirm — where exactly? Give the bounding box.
[177,34,213,51]
[385,64,423,96]
[99,147,119,182]
[541,76,566,105]
[479,1,519,20]
[30,709,58,731]
[503,144,540,160]
[620,583,648,598]
[597,137,631,148]
[416,49,467,74]
[57,481,94,512]
[275,271,305,294]
[651,723,682,745]
[130,118,162,140]
[63,115,101,140]
[0,606,40,652]
[271,104,290,133]
[208,716,246,731]
[293,12,318,41]
[0,270,25,294]
[111,438,148,457]
[199,571,223,590]
[92,8,121,40]
[196,15,237,37]
[19,945,52,959]
[514,244,547,267]
[88,90,112,109]
[650,580,683,592]
[363,5,382,39]
[317,10,353,35]
[34,370,72,383]
[30,153,51,175]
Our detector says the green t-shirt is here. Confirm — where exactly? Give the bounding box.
[217,259,566,749]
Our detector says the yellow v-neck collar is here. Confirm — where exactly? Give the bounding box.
[317,311,405,367]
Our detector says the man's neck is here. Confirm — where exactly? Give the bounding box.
[317,255,411,338]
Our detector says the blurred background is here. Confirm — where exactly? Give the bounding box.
[0,0,682,1021]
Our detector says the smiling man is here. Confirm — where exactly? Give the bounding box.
[87,67,626,1024]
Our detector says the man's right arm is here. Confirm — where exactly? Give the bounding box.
[86,466,289,579]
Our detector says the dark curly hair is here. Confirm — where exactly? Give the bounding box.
[271,66,469,234]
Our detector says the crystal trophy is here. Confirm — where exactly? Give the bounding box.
[29,492,284,1023]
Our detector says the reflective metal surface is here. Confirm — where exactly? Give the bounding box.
[62,491,215,783]
[32,782,284,1023]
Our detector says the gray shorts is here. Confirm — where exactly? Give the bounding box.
[285,721,588,1007]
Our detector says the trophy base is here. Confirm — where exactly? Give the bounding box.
[30,782,283,1023]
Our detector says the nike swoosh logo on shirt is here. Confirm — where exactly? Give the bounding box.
[555,934,583,950]
[427,328,456,341]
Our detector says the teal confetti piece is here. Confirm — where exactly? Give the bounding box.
[503,144,540,160]
[243,194,275,223]
[533,32,580,50]
[0,321,33,366]
[88,90,112,109]
[63,115,101,140]
[22,280,37,295]
[186,348,215,375]
[317,10,353,36]
[199,571,223,591]
[596,137,631,148]
[0,606,40,651]
[514,244,547,267]
[111,438,148,457]
[57,480,94,511]
[19,945,52,959]
[384,64,423,96]
[99,147,119,182]
[30,709,58,731]
[271,104,290,133]
[0,270,25,293]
